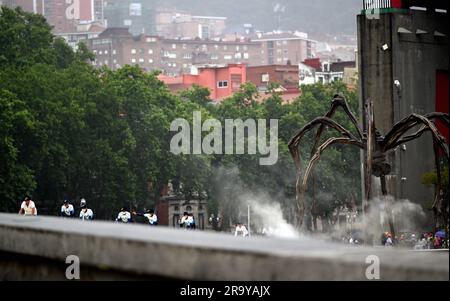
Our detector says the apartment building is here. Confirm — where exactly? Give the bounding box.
[247,64,299,92]
[252,32,317,66]
[300,58,357,86]
[155,10,226,40]
[88,28,261,75]
[103,0,155,36]
[89,28,162,71]
[158,64,246,101]
[160,38,261,76]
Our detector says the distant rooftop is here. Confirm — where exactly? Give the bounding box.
[252,31,316,42]
[98,28,132,38]
[192,15,227,20]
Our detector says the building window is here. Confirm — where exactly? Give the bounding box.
[235,52,242,59]
[183,53,192,59]
[129,3,142,16]
[131,58,136,63]
[99,50,103,55]
[112,49,116,55]
[146,37,156,43]
[139,58,144,63]
[124,19,132,26]
[104,60,108,65]
[113,59,117,64]
[223,45,228,50]
[165,52,177,59]
[104,50,108,54]
[318,77,324,83]
[210,54,219,60]
[243,53,249,59]
[224,55,232,60]
[243,45,248,51]
[201,25,209,39]
[172,44,177,49]
[174,205,180,211]
[182,44,187,49]
[148,59,153,64]
[217,81,228,88]
[148,49,153,54]
[186,205,193,212]
[131,49,136,54]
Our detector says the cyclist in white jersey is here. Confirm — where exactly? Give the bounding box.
[79,202,94,221]
[116,207,132,223]
[234,223,249,237]
[18,196,37,216]
[61,200,75,218]
[133,209,158,225]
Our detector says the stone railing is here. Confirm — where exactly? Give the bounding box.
[0,213,448,280]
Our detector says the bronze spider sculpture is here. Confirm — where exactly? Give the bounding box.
[288,95,449,239]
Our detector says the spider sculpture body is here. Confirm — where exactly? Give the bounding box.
[288,95,449,239]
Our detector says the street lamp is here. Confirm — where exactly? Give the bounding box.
[247,204,251,237]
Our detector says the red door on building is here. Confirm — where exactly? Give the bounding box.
[435,70,449,145]
[391,0,403,8]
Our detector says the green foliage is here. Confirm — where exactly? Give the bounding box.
[422,167,449,188]
[422,164,449,206]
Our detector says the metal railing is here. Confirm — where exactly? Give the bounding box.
[363,0,392,9]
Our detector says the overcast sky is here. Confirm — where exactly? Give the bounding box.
[160,0,361,35]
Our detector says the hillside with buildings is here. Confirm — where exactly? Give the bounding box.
[0,0,359,101]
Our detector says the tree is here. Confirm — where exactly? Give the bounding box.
[0,89,36,211]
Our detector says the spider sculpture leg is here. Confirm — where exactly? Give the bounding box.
[307,96,365,230]
[304,138,365,233]
[384,114,449,157]
[383,113,449,242]
[289,118,363,228]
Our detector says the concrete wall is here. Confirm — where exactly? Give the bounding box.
[0,213,448,280]
[390,10,449,209]
[358,10,448,219]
